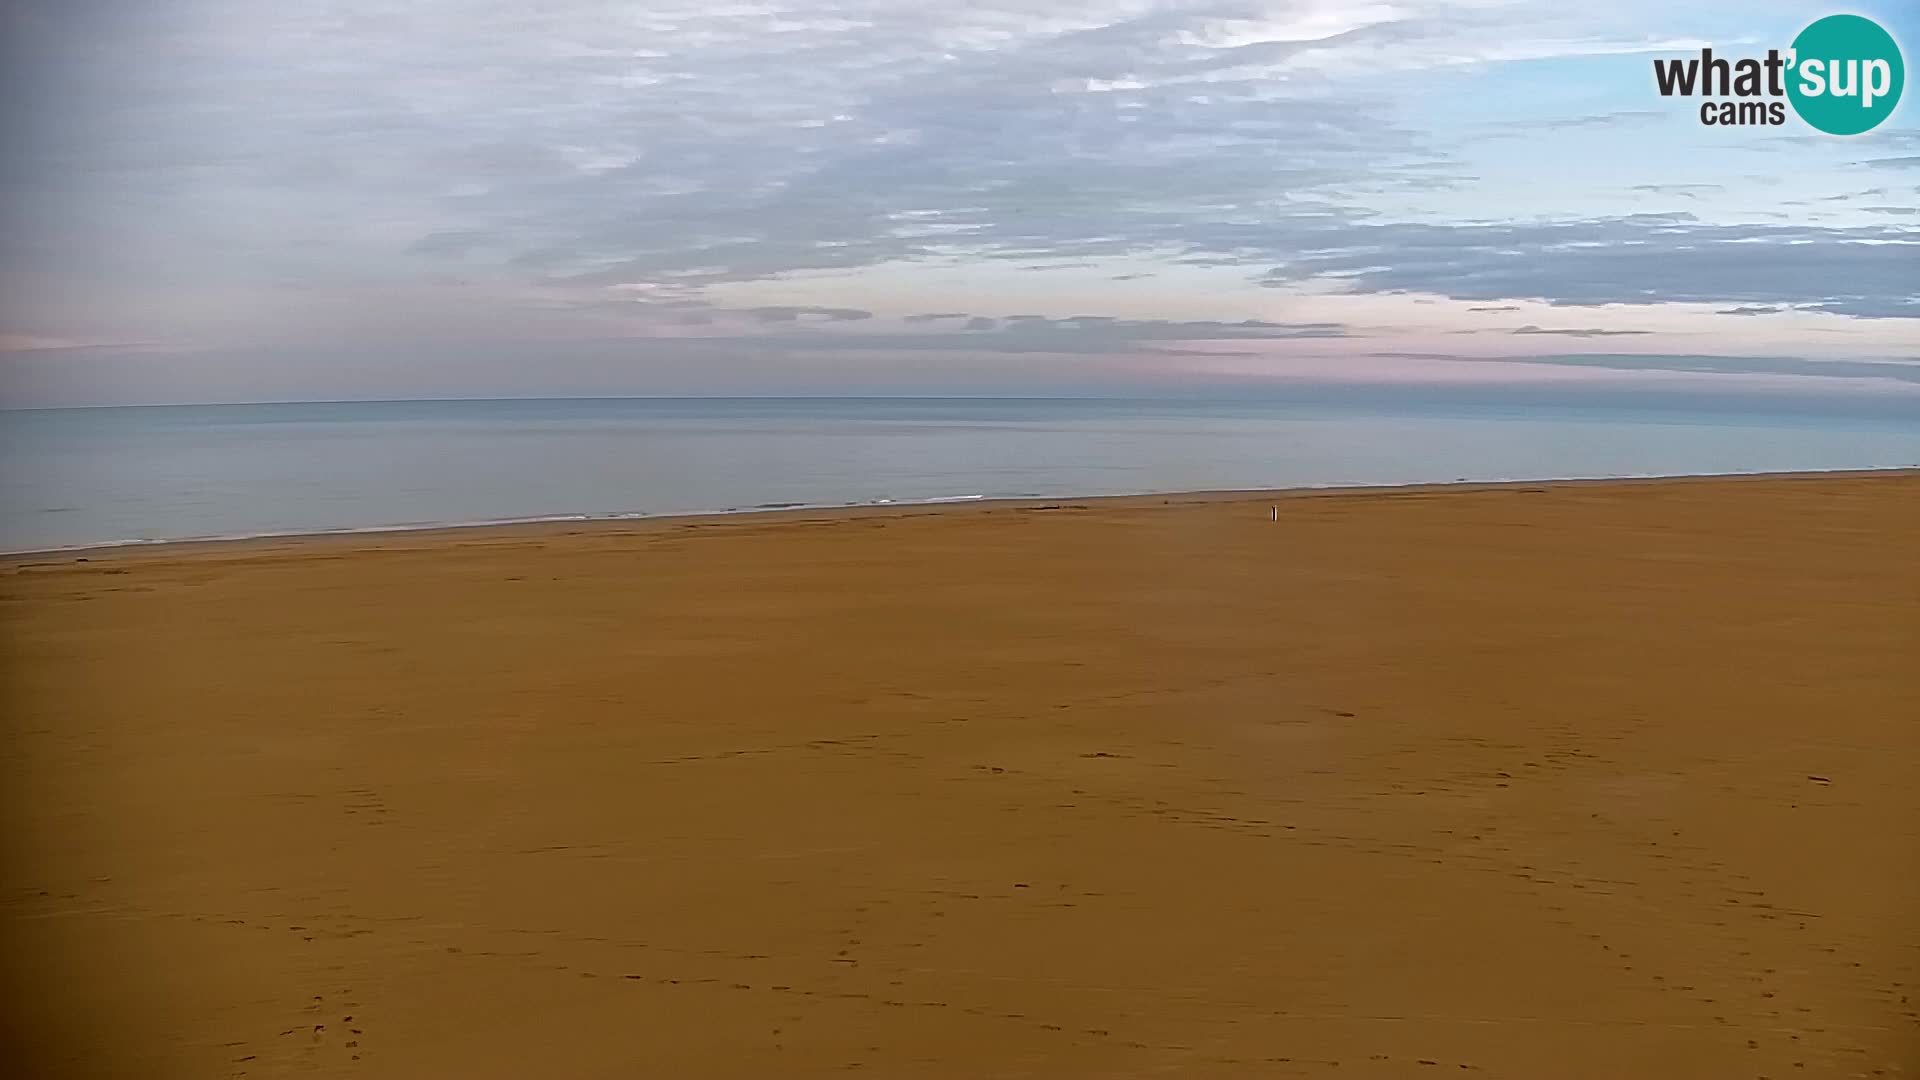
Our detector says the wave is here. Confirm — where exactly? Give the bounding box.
[0,493,1017,556]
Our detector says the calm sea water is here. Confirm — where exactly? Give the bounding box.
[4,397,1918,551]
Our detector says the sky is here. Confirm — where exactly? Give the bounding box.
[1,0,1916,407]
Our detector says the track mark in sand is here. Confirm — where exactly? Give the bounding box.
[172,908,378,944]
[1431,784,1898,1065]
[594,960,1137,1049]
[241,989,369,1072]
[343,786,389,826]
[639,729,954,767]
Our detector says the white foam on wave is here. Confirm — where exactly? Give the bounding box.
[1,492,1014,555]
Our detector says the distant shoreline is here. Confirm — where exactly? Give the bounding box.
[10,465,1917,564]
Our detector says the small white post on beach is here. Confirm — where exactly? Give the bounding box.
[1270,505,1277,522]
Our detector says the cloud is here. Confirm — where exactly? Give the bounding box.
[745,306,872,323]
[0,333,153,353]
[1862,156,1920,170]
[585,314,1353,355]
[1256,215,1920,319]
[1542,110,1667,129]
[1629,183,1723,199]
[1716,305,1781,316]
[890,315,1352,351]
[1402,352,1920,386]
[1511,325,1651,338]
[1493,110,1667,134]
[6,0,1919,382]
[0,4,1733,305]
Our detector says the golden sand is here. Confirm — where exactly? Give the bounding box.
[4,473,1917,1077]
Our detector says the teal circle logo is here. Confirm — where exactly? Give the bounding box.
[1787,14,1904,135]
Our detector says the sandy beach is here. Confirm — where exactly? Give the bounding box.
[4,471,1917,1078]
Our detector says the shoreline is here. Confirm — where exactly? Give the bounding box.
[9,464,1919,565]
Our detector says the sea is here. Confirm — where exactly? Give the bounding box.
[4,396,1918,552]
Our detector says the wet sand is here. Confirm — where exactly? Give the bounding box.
[4,472,1917,1078]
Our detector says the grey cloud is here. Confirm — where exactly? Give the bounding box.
[1629,183,1723,199]
[470,5,1453,296]
[1467,305,1521,313]
[10,0,1458,299]
[1511,325,1651,338]
[904,312,969,322]
[1792,300,1920,317]
[1392,352,1920,386]
[9,0,1918,352]
[1256,215,1920,319]
[1717,305,1781,316]
[745,306,872,323]
[1535,110,1666,130]
[629,315,1350,355]
[1376,174,1479,192]
[945,315,1350,347]
[1863,156,1920,170]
